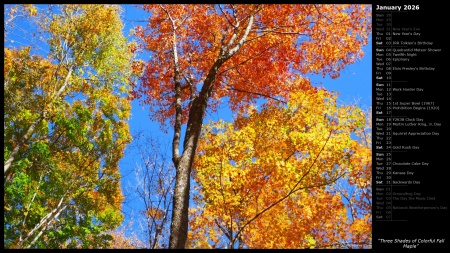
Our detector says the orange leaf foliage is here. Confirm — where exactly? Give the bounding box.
[133,4,371,127]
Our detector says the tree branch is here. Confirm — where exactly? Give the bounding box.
[218,5,236,28]
[182,74,197,106]
[218,42,280,76]
[159,5,182,166]
[18,194,67,248]
[25,203,68,249]
[20,172,45,241]
[231,129,334,243]
[227,14,254,57]
[252,29,308,36]
[4,66,73,177]
[227,86,286,104]
[314,4,335,25]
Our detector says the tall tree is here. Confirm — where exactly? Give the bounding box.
[4,5,136,248]
[189,87,372,248]
[133,4,371,248]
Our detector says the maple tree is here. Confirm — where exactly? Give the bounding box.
[189,86,372,249]
[133,4,371,248]
[4,5,136,248]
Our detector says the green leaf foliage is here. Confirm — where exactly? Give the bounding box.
[4,4,136,249]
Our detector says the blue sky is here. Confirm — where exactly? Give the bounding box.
[117,4,372,246]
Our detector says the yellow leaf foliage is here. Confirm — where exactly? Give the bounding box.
[189,82,371,249]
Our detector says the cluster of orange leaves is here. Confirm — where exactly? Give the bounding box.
[133,4,371,127]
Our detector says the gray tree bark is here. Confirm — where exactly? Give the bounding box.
[166,9,255,248]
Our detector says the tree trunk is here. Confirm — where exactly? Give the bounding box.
[168,93,209,249]
[167,13,254,248]
[168,156,193,248]
[4,68,72,177]
[4,115,44,176]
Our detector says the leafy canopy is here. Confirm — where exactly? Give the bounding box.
[133,4,371,126]
[189,83,372,249]
[4,4,136,248]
